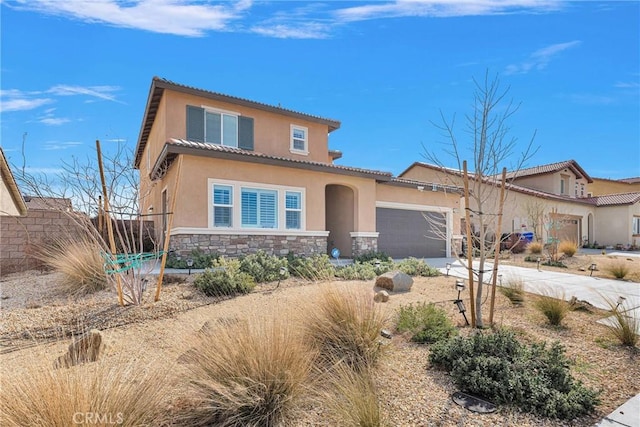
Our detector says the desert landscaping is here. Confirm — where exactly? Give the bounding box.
[1,249,639,426]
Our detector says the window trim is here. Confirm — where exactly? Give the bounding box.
[290,124,309,155]
[633,216,640,236]
[285,191,302,230]
[212,184,233,228]
[203,106,241,148]
[208,178,305,232]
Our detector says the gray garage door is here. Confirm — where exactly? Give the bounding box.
[376,208,447,258]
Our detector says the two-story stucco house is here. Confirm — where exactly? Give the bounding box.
[134,77,461,259]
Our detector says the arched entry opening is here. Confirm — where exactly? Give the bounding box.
[325,184,355,258]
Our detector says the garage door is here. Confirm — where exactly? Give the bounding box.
[376,208,447,258]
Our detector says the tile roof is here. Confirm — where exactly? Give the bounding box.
[584,192,640,206]
[618,177,640,184]
[150,139,393,181]
[385,177,462,193]
[134,77,341,168]
[504,159,593,183]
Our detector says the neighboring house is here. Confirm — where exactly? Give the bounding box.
[588,176,640,196]
[134,77,461,259]
[0,147,27,217]
[401,160,640,248]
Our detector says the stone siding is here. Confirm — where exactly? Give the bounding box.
[171,234,327,257]
[352,236,378,257]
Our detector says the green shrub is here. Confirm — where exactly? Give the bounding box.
[166,248,219,269]
[194,257,256,297]
[288,254,336,281]
[429,329,599,419]
[535,294,570,326]
[239,250,289,283]
[396,302,456,343]
[393,257,439,277]
[353,251,392,264]
[524,255,541,263]
[605,262,630,279]
[335,262,377,281]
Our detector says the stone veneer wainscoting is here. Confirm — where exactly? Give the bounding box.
[171,234,327,257]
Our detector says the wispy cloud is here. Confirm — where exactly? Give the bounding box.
[334,0,563,22]
[9,0,566,40]
[12,0,252,37]
[43,141,83,150]
[1,84,123,115]
[37,107,71,126]
[505,40,581,75]
[48,84,122,103]
[614,81,640,89]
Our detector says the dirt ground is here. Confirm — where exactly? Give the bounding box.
[1,255,639,426]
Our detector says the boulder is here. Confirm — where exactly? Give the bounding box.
[375,271,413,292]
[373,290,390,303]
[55,329,103,369]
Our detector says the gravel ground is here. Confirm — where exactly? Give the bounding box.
[1,267,638,426]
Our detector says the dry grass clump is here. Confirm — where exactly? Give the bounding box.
[601,297,639,347]
[534,293,570,326]
[303,286,386,370]
[527,241,543,255]
[499,275,525,306]
[34,235,107,295]
[558,240,578,257]
[182,316,313,427]
[604,261,631,280]
[321,362,386,427]
[0,352,171,427]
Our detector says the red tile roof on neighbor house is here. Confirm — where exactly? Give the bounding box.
[618,177,640,184]
[583,192,640,206]
[134,77,341,168]
[504,159,593,183]
[150,139,393,181]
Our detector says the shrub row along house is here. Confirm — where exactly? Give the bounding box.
[134,77,640,259]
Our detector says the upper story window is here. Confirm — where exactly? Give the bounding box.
[560,174,570,195]
[290,125,308,155]
[187,105,254,150]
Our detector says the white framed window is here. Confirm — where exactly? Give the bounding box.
[290,125,308,154]
[241,188,278,229]
[285,191,302,229]
[633,217,640,235]
[213,185,233,227]
[205,110,238,147]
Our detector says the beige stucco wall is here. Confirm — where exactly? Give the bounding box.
[163,91,331,163]
[152,155,378,236]
[0,178,22,216]
[594,204,640,246]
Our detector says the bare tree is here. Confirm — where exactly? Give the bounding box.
[424,71,537,328]
[524,199,546,243]
[14,141,159,305]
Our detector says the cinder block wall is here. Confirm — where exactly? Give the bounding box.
[0,210,81,275]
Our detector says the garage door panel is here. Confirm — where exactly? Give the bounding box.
[376,208,446,258]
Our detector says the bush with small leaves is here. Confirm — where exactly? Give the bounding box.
[353,251,392,264]
[396,302,456,343]
[335,262,377,281]
[429,329,599,420]
[193,257,255,297]
[394,257,439,277]
[166,248,219,269]
[239,250,289,283]
[287,254,336,281]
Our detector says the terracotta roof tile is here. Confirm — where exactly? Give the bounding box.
[584,192,640,206]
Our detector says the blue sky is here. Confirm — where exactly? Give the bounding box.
[1,0,638,182]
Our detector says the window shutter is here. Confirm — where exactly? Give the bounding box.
[238,116,254,151]
[186,105,204,142]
